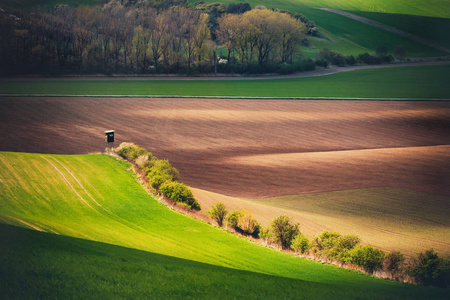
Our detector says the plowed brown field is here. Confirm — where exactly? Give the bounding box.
[1,97,449,197]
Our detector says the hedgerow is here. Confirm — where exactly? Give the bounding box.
[409,249,450,287]
[291,233,311,254]
[310,231,361,264]
[115,142,200,211]
[205,203,447,286]
[261,215,300,250]
[350,245,386,274]
[160,181,201,211]
[116,142,149,161]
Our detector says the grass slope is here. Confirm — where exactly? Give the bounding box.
[1,65,449,99]
[349,11,450,49]
[297,7,445,57]
[290,0,450,18]
[0,152,447,298]
[2,223,445,299]
[194,0,446,57]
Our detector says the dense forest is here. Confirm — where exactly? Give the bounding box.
[0,0,318,75]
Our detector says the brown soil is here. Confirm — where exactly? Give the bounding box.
[1,97,449,198]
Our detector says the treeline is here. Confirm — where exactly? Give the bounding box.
[0,1,314,76]
[115,142,201,210]
[315,45,406,67]
[208,203,450,287]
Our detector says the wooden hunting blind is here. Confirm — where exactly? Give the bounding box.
[105,130,115,143]
[105,130,115,150]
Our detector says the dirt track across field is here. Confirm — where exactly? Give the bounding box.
[320,8,450,54]
[2,60,450,82]
[1,97,449,198]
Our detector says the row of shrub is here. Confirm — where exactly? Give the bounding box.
[208,203,261,238]
[115,142,201,211]
[208,202,449,287]
[316,46,400,67]
[216,59,316,75]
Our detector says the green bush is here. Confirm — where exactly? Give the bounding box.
[146,159,180,190]
[225,210,260,238]
[315,59,329,68]
[384,250,405,279]
[356,53,383,65]
[115,142,137,159]
[116,142,199,211]
[147,159,179,181]
[227,210,243,230]
[115,142,149,161]
[269,215,300,250]
[135,153,155,170]
[159,181,201,211]
[208,203,228,227]
[259,227,271,242]
[409,249,450,287]
[238,209,260,238]
[351,245,385,274]
[316,47,347,66]
[291,233,311,254]
[148,173,172,190]
[311,231,360,263]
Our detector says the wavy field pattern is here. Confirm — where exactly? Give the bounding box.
[3,152,448,298]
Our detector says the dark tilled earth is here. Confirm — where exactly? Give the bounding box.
[1,97,449,198]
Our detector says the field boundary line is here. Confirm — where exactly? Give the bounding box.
[1,94,449,101]
[1,60,449,81]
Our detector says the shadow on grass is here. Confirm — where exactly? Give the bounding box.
[0,223,447,299]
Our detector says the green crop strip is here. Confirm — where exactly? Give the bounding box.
[1,65,449,99]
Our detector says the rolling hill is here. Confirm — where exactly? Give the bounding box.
[0,151,447,298]
[192,185,450,257]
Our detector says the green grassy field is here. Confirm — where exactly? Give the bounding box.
[192,0,447,57]
[1,65,449,99]
[349,11,450,49]
[303,8,445,57]
[0,152,447,298]
[290,0,450,18]
[0,0,100,10]
[0,223,355,299]
[4,0,449,18]
[5,0,448,18]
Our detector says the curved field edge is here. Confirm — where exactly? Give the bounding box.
[192,185,450,257]
[1,65,449,99]
[0,151,445,298]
